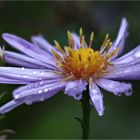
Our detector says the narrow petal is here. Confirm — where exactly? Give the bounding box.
[4,51,47,68]
[0,81,65,114]
[109,18,128,59]
[89,83,104,116]
[12,81,65,102]
[96,79,132,96]
[72,33,81,50]
[64,79,87,100]
[0,76,30,84]
[24,85,64,105]
[0,67,62,82]
[113,45,140,65]
[0,100,23,114]
[31,35,63,57]
[2,33,58,69]
[105,65,140,80]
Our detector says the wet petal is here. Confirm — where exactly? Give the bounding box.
[0,100,23,114]
[0,67,61,82]
[105,65,140,80]
[13,81,65,102]
[2,33,58,69]
[5,51,47,68]
[0,76,30,84]
[113,45,140,65]
[96,78,132,96]
[24,85,63,105]
[89,83,104,116]
[109,18,128,59]
[65,79,87,100]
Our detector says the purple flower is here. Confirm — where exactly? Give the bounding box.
[0,18,139,116]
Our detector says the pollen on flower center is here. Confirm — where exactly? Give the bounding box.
[52,29,118,81]
[61,47,110,80]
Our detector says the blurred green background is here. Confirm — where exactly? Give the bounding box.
[0,1,140,139]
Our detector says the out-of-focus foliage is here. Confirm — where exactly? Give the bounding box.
[0,1,140,139]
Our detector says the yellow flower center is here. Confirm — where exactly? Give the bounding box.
[61,47,110,80]
[52,29,118,81]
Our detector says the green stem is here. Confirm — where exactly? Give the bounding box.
[81,90,91,139]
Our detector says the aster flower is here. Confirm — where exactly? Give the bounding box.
[0,18,139,116]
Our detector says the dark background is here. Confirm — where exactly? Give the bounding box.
[0,1,140,139]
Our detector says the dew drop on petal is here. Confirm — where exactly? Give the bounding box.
[39,81,44,86]
[125,89,132,96]
[33,71,37,75]
[40,72,45,76]
[40,95,45,102]
[48,87,52,91]
[25,99,33,105]
[21,67,25,71]
[28,85,32,89]
[91,89,98,95]
[14,94,20,99]
[98,111,104,116]
[134,51,140,58]
[38,90,43,94]
[44,88,48,92]
[22,75,29,78]
[115,92,122,96]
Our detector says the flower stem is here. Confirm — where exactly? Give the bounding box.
[81,90,91,139]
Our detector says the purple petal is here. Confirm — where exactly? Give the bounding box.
[5,51,47,68]
[2,33,58,69]
[113,45,140,65]
[24,85,64,105]
[13,81,65,102]
[31,35,63,57]
[105,64,140,80]
[0,67,62,82]
[0,76,30,84]
[0,100,23,114]
[89,83,104,116]
[72,33,81,50]
[96,79,132,96]
[64,79,87,100]
[109,18,128,59]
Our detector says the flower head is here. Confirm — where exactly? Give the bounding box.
[0,18,139,116]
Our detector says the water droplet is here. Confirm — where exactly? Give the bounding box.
[48,87,52,91]
[39,81,44,86]
[33,71,37,75]
[134,51,140,58]
[21,67,25,71]
[28,85,32,88]
[22,75,29,78]
[34,82,42,88]
[74,94,82,100]
[39,77,42,80]
[91,89,98,95]
[109,84,113,89]
[98,111,104,116]
[115,92,122,96]
[25,99,33,105]
[38,90,43,94]
[40,95,45,101]
[125,89,132,96]
[14,94,20,99]
[40,72,45,76]
[44,88,48,92]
